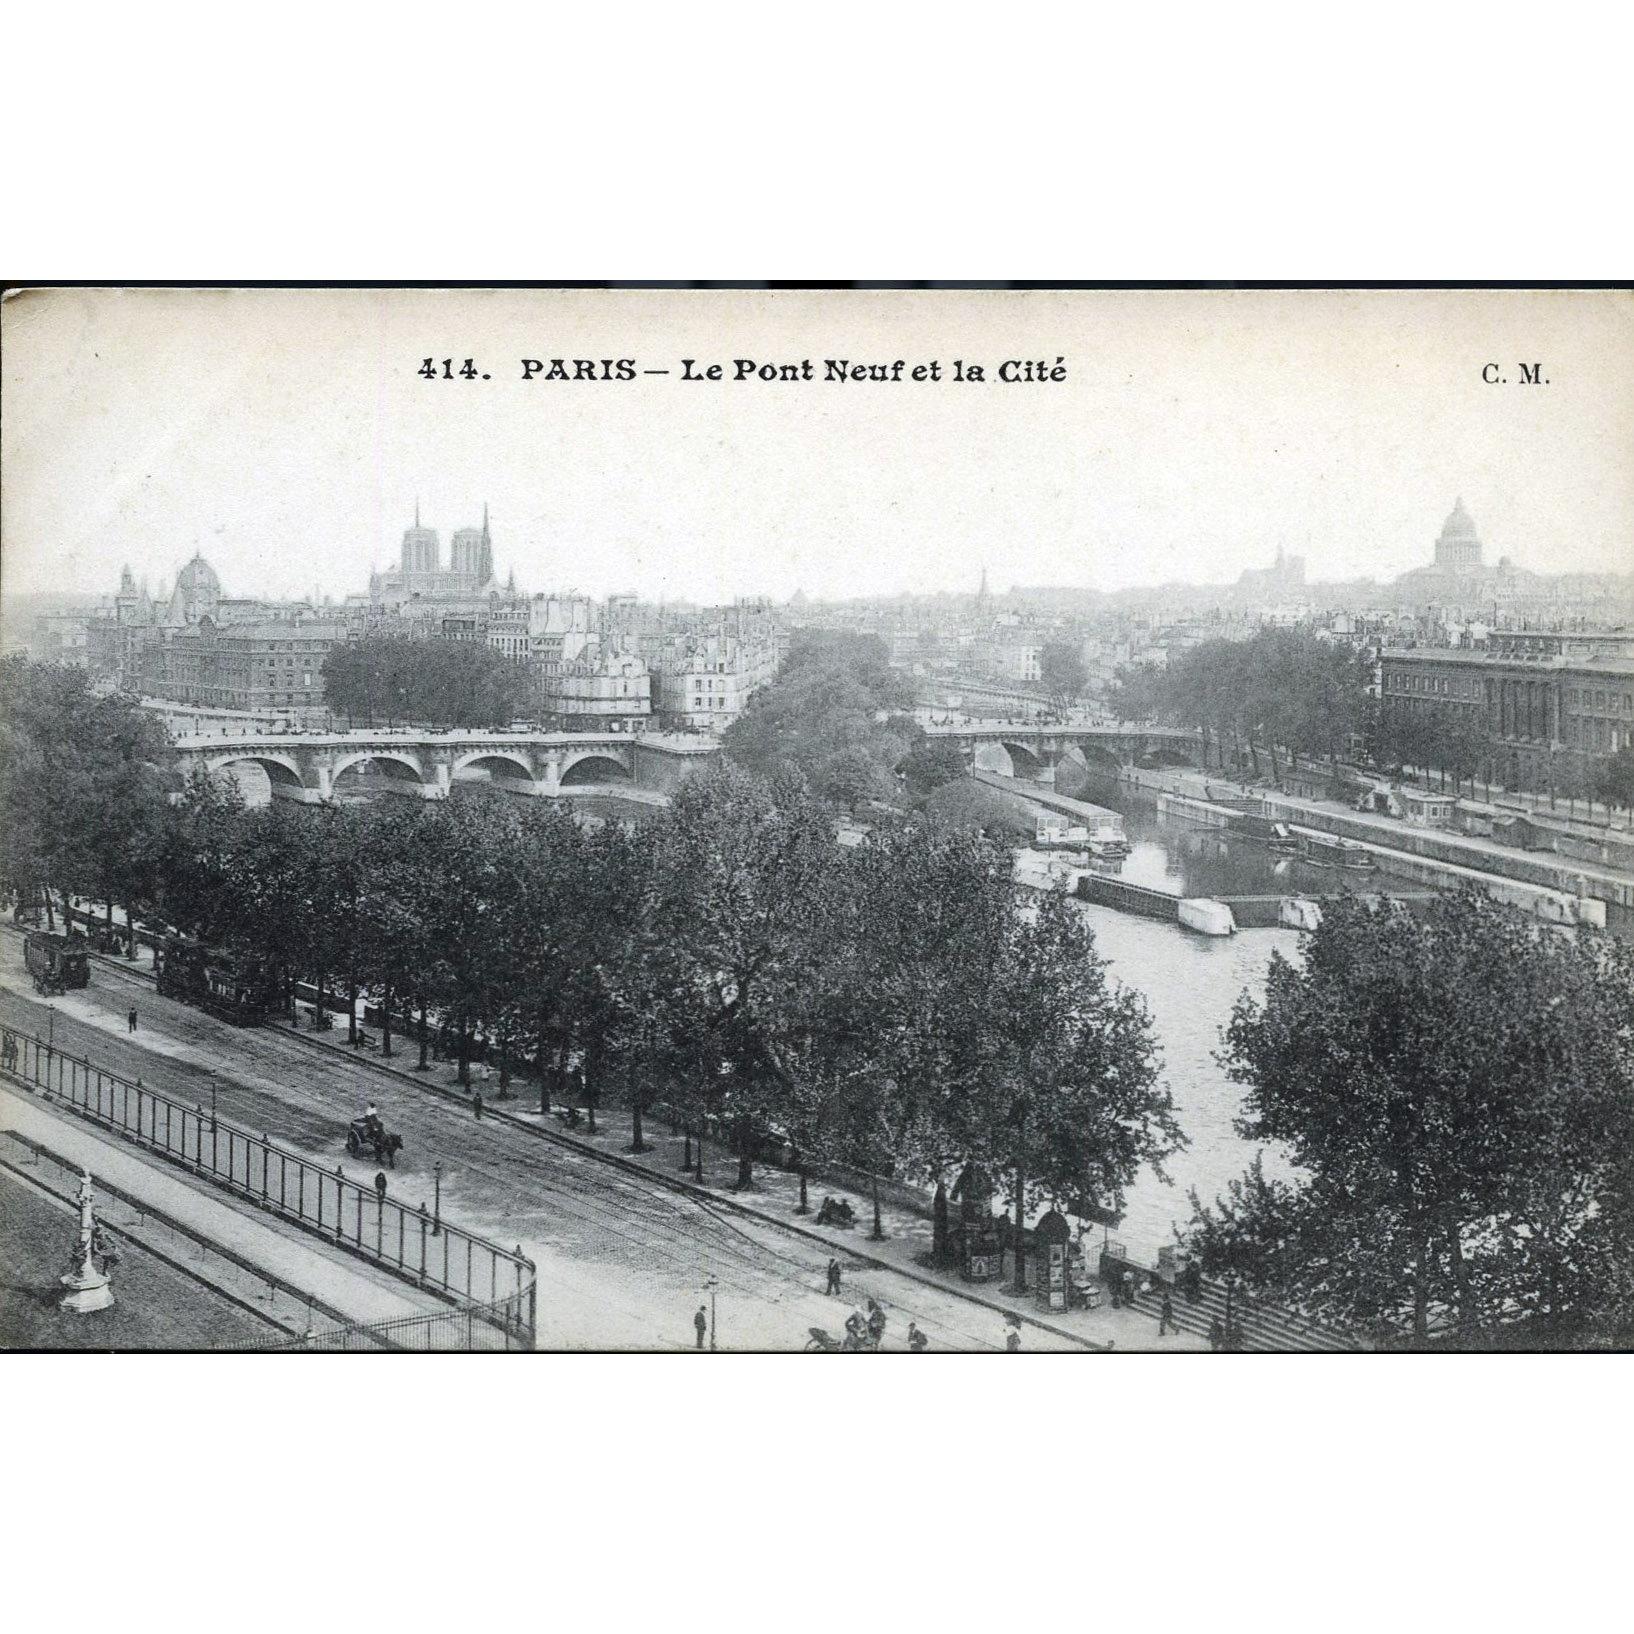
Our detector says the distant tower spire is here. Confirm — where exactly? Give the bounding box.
[482,500,490,541]
[415,496,421,528]
[978,565,989,599]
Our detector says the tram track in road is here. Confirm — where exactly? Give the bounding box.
[0,929,1045,1349]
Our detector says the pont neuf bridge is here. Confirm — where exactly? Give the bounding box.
[171,728,721,803]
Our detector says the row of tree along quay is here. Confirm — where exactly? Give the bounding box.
[4,653,1633,1344]
[1109,625,1634,817]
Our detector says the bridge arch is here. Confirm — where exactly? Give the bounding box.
[452,749,537,784]
[972,740,1017,778]
[206,751,305,791]
[558,751,633,786]
[330,749,431,787]
[998,740,1046,779]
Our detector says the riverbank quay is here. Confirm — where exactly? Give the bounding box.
[1,930,1115,1350]
[0,1079,453,1343]
[17,908,1350,1351]
[1084,763,1629,928]
[258,1009,1349,1353]
[280,1047,1224,1352]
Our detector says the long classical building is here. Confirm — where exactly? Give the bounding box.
[1380,627,1634,792]
[85,555,347,719]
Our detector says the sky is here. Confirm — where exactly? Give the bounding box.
[2,286,1631,608]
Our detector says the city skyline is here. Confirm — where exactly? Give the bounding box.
[4,287,1632,608]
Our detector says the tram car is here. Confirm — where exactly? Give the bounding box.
[24,930,91,997]
[155,934,277,1025]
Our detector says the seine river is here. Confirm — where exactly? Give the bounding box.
[1059,795,1393,1259]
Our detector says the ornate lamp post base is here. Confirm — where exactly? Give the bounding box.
[60,1170,115,1314]
[60,1260,114,1314]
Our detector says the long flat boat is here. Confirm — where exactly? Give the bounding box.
[1302,832,1378,871]
[1227,811,1300,854]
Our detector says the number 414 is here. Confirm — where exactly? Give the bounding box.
[419,358,486,380]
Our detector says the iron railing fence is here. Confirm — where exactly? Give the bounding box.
[230,1288,530,1351]
[0,1020,536,1347]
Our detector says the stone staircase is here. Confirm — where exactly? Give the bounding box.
[1124,1279,1364,1353]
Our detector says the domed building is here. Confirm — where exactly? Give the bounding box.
[1433,497,1484,575]
[162,552,223,626]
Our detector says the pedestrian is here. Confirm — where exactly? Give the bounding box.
[866,1298,886,1346]
[127,1006,138,1033]
[825,1257,842,1296]
[907,1321,928,1353]
[1159,1289,1177,1336]
[694,1305,707,1350]
[1122,1268,1137,1308]
[472,1091,484,1122]
[1005,1328,1021,1353]
[1208,1316,1224,1352]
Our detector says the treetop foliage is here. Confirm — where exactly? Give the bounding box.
[323,632,531,729]
[1188,887,1634,1347]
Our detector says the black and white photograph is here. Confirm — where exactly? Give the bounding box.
[1,283,1631,1357]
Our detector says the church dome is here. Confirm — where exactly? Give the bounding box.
[1439,498,1478,541]
[176,554,221,596]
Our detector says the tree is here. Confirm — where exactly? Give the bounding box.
[1187,888,1634,1347]
[1112,630,1370,780]
[650,761,839,1189]
[1040,641,1088,711]
[323,634,529,729]
[154,766,248,943]
[1595,744,1634,826]
[898,735,968,801]
[976,892,1178,1292]
[723,630,920,808]
[0,658,173,929]
[833,823,1180,1275]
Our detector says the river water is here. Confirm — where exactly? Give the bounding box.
[1059,795,1381,1259]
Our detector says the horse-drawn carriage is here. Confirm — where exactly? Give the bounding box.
[346,1115,403,1167]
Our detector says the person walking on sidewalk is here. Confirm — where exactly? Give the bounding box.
[825,1258,842,1296]
[694,1306,708,1350]
[907,1321,928,1353]
[127,1006,138,1034]
[472,1091,484,1122]
[1158,1289,1178,1336]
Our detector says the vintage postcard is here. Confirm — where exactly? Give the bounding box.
[2,284,1631,1353]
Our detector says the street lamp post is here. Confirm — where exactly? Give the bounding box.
[433,1160,442,1236]
[705,1274,718,1352]
[209,1077,217,1133]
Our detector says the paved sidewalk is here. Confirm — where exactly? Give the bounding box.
[0,1081,449,1335]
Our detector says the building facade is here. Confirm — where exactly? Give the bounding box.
[540,650,652,731]
[1380,629,1634,793]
